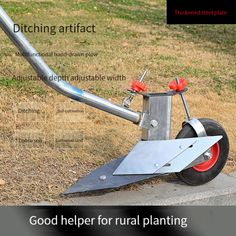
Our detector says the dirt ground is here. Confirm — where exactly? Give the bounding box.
[0,0,235,204]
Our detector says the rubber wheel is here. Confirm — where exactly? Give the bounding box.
[175,118,229,185]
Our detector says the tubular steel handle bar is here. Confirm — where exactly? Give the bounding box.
[0,7,141,123]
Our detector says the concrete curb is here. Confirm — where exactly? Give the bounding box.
[61,172,236,205]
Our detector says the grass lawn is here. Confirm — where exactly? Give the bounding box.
[0,0,235,204]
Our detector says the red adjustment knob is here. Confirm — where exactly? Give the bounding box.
[169,78,188,92]
[131,80,148,93]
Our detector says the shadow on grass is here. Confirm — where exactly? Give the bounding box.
[178,25,236,57]
[84,129,127,161]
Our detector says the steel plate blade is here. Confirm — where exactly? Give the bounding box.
[64,157,161,194]
[156,135,222,173]
[113,138,196,175]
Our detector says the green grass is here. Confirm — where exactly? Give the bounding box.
[0,1,55,14]
[181,67,214,78]
[0,77,24,88]
[229,79,236,92]
[93,86,126,98]
[33,86,47,96]
[212,77,236,94]
[100,0,147,7]
[158,55,177,62]
[212,77,223,95]
[0,77,47,95]
[75,0,165,24]
[177,25,236,55]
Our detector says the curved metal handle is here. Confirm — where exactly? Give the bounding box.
[0,6,141,123]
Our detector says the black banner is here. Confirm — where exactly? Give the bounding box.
[0,206,235,236]
[167,0,236,24]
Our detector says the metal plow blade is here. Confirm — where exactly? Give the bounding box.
[64,157,161,195]
[64,136,222,194]
[114,136,222,175]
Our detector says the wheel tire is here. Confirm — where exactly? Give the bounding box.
[175,118,229,185]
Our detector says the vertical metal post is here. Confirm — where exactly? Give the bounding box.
[141,93,172,141]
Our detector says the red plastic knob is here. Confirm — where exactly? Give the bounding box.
[131,80,148,93]
[169,78,188,92]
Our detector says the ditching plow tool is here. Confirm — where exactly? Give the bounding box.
[0,7,229,195]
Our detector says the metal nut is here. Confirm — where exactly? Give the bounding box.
[203,151,212,160]
[99,175,107,181]
[150,120,158,128]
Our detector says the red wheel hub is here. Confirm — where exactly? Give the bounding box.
[193,142,220,172]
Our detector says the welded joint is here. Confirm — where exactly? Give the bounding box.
[138,112,159,130]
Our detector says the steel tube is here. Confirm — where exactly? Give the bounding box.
[0,6,141,123]
[175,78,191,120]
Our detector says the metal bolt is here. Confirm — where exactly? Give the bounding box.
[203,151,212,160]
[99,175,107,181]
[150,120,158,128]
[179,145,183,149]
[154,163,159,167]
